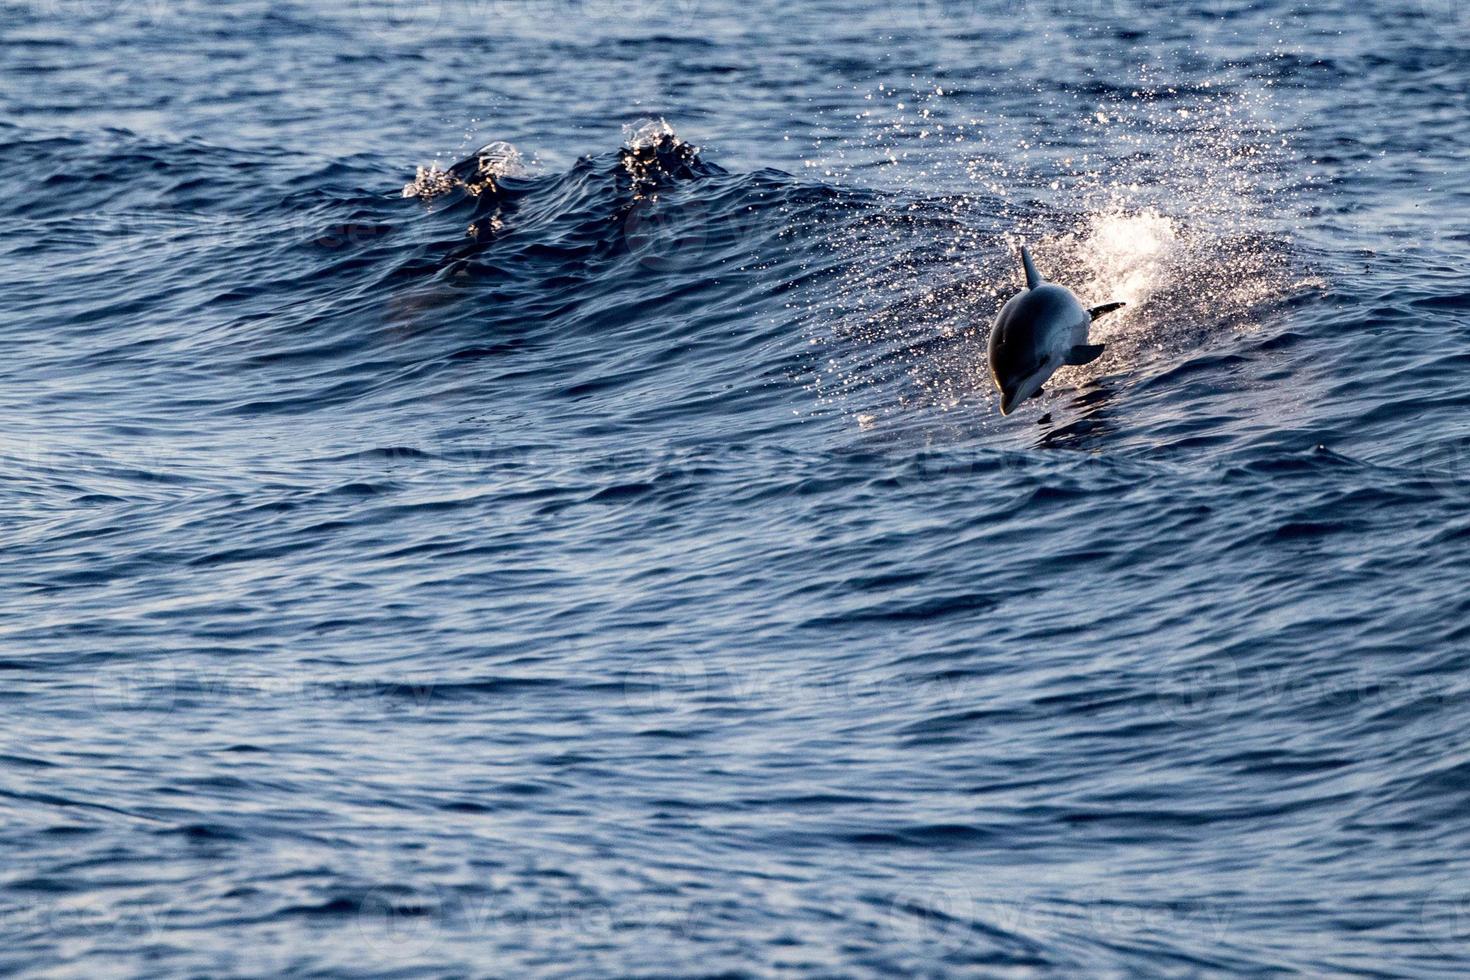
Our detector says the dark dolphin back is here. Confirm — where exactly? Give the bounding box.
[990,291,1044,383]
[990,285,1085,383]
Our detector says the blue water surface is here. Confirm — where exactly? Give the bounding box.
[3,0,1470,974]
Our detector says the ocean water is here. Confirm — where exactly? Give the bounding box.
[3,0,1470,974]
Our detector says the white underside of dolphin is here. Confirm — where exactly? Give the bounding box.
[986,245,1125,416]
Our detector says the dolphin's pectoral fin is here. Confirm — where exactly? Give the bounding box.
[1088,301,1125,321]
[1064,344,1105,366]
[1030,387,1045,400]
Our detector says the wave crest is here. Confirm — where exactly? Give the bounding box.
[402,140,525,200]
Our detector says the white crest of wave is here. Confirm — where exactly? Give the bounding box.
[401,140,524,200]
[470,140,525,179]
[622,117,680,151]
[401,163,456,200]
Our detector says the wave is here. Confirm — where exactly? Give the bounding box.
[4,117,1311,450]
[396,116,1308,432]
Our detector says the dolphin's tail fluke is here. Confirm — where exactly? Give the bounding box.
[1020,245,1043,289]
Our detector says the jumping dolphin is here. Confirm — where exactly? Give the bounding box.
[987,245,1125,415]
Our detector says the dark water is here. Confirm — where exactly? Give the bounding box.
[4,0,1470,974]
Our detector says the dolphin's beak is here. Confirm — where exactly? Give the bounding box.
[999,391,1015,416]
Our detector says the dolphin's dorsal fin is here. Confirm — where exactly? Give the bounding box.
[1020,245,1043,289]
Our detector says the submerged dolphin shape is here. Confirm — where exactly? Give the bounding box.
[987,245,1125,416]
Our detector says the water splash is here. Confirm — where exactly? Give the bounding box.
[618,118,709,193]
[622,117,681,152]
[401,162,457,200]
[1067,208,1180,313]
[800,68,1316,428]
[401,140,524,200]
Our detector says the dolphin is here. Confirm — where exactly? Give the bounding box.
[987,245,1125,415]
